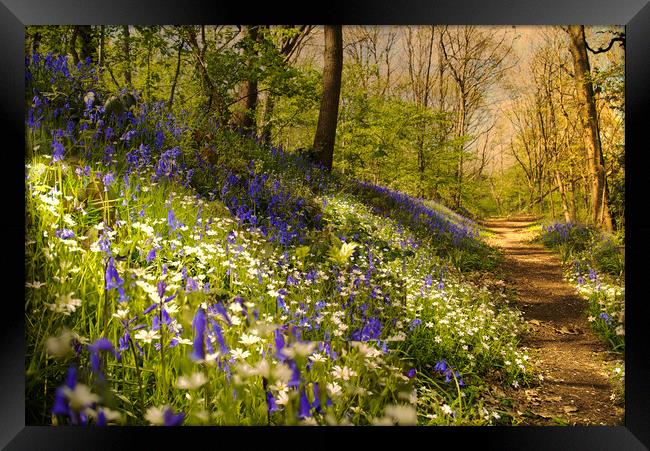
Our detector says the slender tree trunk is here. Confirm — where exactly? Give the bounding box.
[233,26,260,132]
[261,93,275,145]
[417,27,435,198]
[549,177,556,219]
[455,98,466,209]
[31,29,41,55]
[569,178,577,221]
[69,27,80,65]
[555,170,572,222]
[313,25,343,171]
[98,26,104,67]
[122,26,133,89]
[168,40,183,109]
[567,25,614,231]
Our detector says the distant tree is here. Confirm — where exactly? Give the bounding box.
[313,25,343,171]
[439,26,513,209]
[404,26,436,197]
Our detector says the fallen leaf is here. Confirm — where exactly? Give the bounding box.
[556,326,581,335]
[546,396,562,402]
[529,319,541,326]
[563,406,578,413]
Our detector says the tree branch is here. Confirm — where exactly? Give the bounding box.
[585,35,625,54]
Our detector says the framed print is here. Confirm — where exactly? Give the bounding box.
[2,0,649,449]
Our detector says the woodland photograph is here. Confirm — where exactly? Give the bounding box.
[24,24,624,426]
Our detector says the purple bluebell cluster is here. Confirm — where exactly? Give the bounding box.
[354,181,479,248]
[541,222,593,249]
[207,163,323,246]
[105,257,128,303]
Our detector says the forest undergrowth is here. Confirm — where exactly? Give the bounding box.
[25,52,533,426]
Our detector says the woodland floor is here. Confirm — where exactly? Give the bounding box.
[482,216,624,426]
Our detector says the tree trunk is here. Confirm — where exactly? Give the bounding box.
[555,170,572,222]
[455,98,466,209]
[569,178,577,221]
[168,40,183,109]
[313,25,343,171]
[549,178,556,219]
[122,26,133,89]
[567,25,614,231]
[417,27,435,198]
[77,26,95,64]
[69,27,80,65]
[31,29,41,55]
[98,26,104,67]
[261,93,275,145]
[233,26,260,133]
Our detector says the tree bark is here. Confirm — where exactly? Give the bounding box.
[566,25,614,231]
[455,98,466,209]
[569,177,577,221]
[122,26,133,89]
[31,29,41,55]
[69,27,80,65]
[261,93,275,145]
[420,27,435,197]
[168,39,184,109]
[98,26,105,67]
[233,26,260,132]
[555,170,572,222]
[313,25,343,171]
[77,26,95,63]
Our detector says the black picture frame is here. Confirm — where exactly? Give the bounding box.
[2,1,648,449]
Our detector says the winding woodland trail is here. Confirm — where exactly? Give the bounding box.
[482,217,624,426]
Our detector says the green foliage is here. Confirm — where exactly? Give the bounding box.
[539,224,625,354]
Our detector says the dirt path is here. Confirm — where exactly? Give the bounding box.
[482,216,624,426]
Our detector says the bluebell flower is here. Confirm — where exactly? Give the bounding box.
[52,138,65,162]
[298,387,311,420]
[163,407,184,426]
[274,329,286,360]
[409,318,422,330]
[208,302,231,326]
[211,320,228,354]
[101,172,115,191]
[105,257,122,290]
[434,360,448,373]
[55,228,75,239]
[146,248,157,263]
[266,391,280,413]
[52,365,77,418]
[190,307,207,361]
[157,280,167,300]
[87,337,120,378]
[288,360,301,388]
[118,331,130,353]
